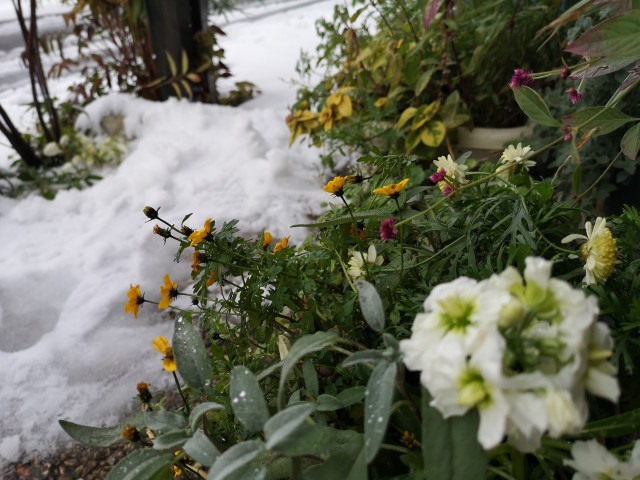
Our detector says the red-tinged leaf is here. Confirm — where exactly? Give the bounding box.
[565,10,640,60]
[621,122,640,160]
[570,56,637,79]
[186,73,201,83]
[423,0,441,29]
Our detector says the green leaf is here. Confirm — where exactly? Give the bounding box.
[316,394,344,412]
[563,107,636,136]
[181,49,189,74]
[59,412,146,447]
[341,349,386,368]
[302,431,366,480]
[230,366,270,433]
[189,402,224,431]
[183,430,220,467]
[264,402,315,449]
[273,424,341,456]
[415,68,435,96]
[291,208,392,229]
[106,449,175,480]
[356,279,385,332]
[303,359,319,397]
[513,87,561,127]
[577,408,640,439]
[145,411,188,433]
[421,388,487,480]
[565,11,640,60]
[172,317,213,390]
[621,122,640,160]
[364,361,397,463]
[153,429,191,450]
[336,386,366,406]
[279,331,339,407]
[209,440,265,480]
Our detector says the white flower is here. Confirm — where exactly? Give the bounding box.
[584,322,619,402]
[42,142,62,157]
[433,154,468,184]
[565,440,640,480]
[544,389,585,438]
[562,217,617,285]
[497,143,535,178]
[347,245,383,279]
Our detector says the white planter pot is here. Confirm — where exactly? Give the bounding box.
[456,124,534,152]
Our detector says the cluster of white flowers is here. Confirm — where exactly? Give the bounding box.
[400,257,619,451]
[43,133,127,173]
[566,440,640,480]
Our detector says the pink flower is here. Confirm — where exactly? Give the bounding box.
[510,68,533,88]
[560,66,570,78]
[429,168,446,184]
[441,184,453,197]
[567,87,583,104]
[564,133,572,142]
[380,217,398,241]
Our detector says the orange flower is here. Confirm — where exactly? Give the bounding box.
[151,336,177,372]
[188,218,212,246]
[124,284,144,318]
[159,274,178,309]
[273,236,290,253]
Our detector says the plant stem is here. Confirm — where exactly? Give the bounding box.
[577,150,623,201]
[511,447,525,480]
[172,371,190,415]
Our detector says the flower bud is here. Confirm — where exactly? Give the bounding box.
[136,382,152,404]
[153,225,172,239]
[498,300,526,328]
[143,206,159,219]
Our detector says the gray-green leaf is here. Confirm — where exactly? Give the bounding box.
[106,449,175,480]
[59,411,146,447]
[264,402,315,450]
[189,402,224,431]
[356,280,385,332]
[209,439,265,480]
[364,361,397,463]
[230,366,270,433]
[172,317,213,390]
[183,430,220,467]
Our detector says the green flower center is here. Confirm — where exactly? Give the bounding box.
[457,368,492,408]
[438,295,476,333]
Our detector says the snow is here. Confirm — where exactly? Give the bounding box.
[0,0,341,463]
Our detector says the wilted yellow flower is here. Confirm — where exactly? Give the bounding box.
[152,336,177,372]
[273,236,290,253]
[121,424,140,442]
[262,231,273,250]
[372,178,410,198]
[561,217,617,285]
[286,109,318,146]
[136,382,152,404]
[124,284,144,319]
[188,218,212,246]
[191,251,207,272]
[159,274,178,309]
[323,176,348,196]
[205,270,218,287]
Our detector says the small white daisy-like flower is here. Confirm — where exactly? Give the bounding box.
[433,154,468,184]
[561,217,617,285]
[347,245,383,279]
[497,143,535,178]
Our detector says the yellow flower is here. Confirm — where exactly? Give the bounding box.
[191,251,207,272]
[325,87,353,119]
[374,97,389,108]
[205,270,218,287]
[152,336,177,372]
[561,217,617,285]
[285,109,318,146]
[262,231,273,250]
[188,218,212,246]
[273,236,290,253]
[323,176,348,196]
[372,178,410,198]
[124,284,144,319]
[159,274,178,309]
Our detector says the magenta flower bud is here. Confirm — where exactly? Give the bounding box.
[567,87,583,105]
[510,68,533,88]
[380,217,398,241]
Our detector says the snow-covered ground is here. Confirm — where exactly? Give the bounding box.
[0,0,340,463]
